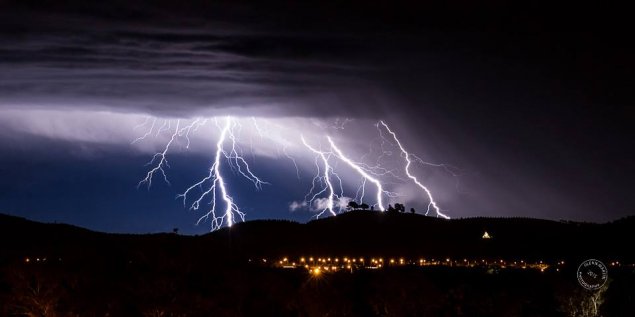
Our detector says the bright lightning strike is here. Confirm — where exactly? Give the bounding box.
[137,116,268,230]
[327,136,397,211]
[135,116,453,231]
[177,116,268,230]
[137,118,209,188]
[378,120,450,219]
[301,135,339,217]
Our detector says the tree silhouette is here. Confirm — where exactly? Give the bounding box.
[347,201,359,211]
[8,268,66,317]
[410,208,416,214]
[360,203,369,211]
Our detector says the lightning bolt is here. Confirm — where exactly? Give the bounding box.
[135,116,451,230]
[137,119,207,188]
[378,120,450,219]
[301,135,339,217]
[131,118,157,144]
[177,116,267,230]
[137,120,180,188]
[137,116,267,230]
[282,144,301,180]
[327,136,396,211]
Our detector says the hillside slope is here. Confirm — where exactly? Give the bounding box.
[1,212,633,263]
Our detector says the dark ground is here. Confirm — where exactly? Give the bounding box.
[1,212,634,316]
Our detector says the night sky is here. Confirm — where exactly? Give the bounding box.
[0,1,633,234]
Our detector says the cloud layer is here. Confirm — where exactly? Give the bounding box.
[0,6,396,119]
[0,1,632,232]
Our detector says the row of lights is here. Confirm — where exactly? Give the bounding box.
[283,257,565,265]
[266,257,628,271]
[271,257,586,272]
[24,257,63,263]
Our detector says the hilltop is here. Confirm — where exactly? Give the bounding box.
[2,212,635,316]
[1,211,633,264]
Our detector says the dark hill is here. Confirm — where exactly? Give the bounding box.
[2,211,633,265]
[219,211,632,263]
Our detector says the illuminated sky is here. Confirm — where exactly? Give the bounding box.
[0,1,633,234]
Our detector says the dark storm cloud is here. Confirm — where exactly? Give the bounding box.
[2,1,632,117]
[0,0,633,230]
[0,3,397,118]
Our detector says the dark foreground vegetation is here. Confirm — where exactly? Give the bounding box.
[1,212,634,316]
